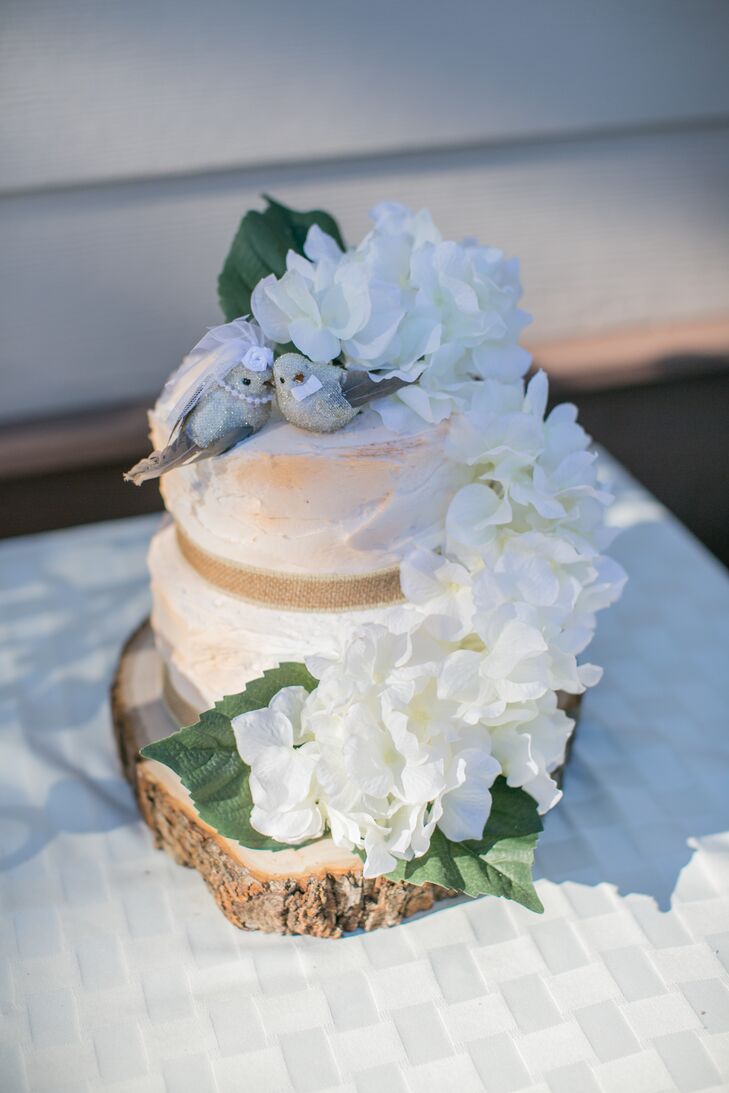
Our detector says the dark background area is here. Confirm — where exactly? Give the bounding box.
[553,362,728,566]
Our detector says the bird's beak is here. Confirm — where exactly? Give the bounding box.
[294,373,305,383]
[263,378,274,388]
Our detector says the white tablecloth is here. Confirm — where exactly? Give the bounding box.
[2,460,729,1093]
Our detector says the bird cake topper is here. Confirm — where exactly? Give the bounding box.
[126,324,418,485]
[125,318,275,485]
[273,353,413,433]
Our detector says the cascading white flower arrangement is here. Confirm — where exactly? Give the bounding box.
[221,203,627,880]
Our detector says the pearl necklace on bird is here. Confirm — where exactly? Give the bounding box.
[217,378,274,406]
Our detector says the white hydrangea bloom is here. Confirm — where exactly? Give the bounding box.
[251,244,378,365]
[489,691,575,813]
[231,686,323,843]
[238,205,626,877]
[251,202,532,429]
[232,625,501,877]
[368,200,444,246]
[445,482,513,564]
[399,548,474,641]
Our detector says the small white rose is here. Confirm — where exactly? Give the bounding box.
[242,345,274,371]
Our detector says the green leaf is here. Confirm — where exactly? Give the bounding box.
[244,210,291,279]
[262,194,346,252]
[140,662,317,849]
[386,779,544,913]
[216,661,318,720]
[217,196,346,321]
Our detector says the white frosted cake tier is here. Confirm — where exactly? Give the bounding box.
[148,374,468,711]
[151,392,467,576]
[149,521,410,712]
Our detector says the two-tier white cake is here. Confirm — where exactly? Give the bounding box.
[119,377,470,933]
[149,380,468,718]
[114,198,625,936]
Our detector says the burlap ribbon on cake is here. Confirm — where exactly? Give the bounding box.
[176,527,405,612]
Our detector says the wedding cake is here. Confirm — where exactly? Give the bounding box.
[115,198,625,936]
[149,401,467,720]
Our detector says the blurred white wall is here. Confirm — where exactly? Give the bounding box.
[2,0,729,423]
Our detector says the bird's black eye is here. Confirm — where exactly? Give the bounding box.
[279,376,285,384]
[242,377,251,386]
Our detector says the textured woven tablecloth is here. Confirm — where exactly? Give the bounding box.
[1,459,729,1093]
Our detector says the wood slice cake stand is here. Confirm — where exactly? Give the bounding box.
[112,620,580,938]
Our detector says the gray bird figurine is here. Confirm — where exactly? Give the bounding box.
[273,353,414,433]
[125,363,274,485]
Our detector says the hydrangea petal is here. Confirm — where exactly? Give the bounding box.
[231,708,294,764]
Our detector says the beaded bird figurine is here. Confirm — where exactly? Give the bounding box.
[125,319,275,485]
[125,361,274,484]
[273,353,413,433]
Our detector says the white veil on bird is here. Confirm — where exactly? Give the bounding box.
[162,317,274,441]
[125,318,275,485]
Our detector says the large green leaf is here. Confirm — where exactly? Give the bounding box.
[140,662,317,849]
[386,778,544,912]
[218,196,346,322]
[262,195,345,254]
[215,661,317,720]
